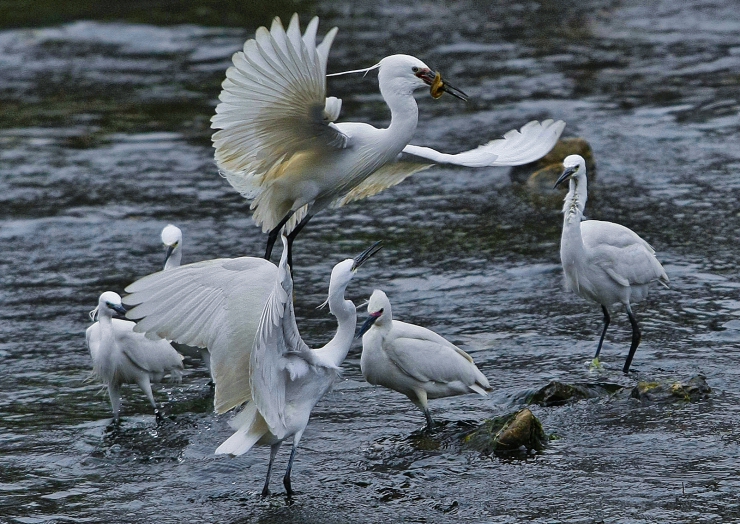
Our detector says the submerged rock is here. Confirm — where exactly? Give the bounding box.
[525,381,624,406]
[461,408,548,455]
[630,375,712,403]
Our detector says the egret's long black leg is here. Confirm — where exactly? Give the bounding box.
[286,213,313,270]
[262,442,282,497]
[423,408,435,431]
[283,432,303,497]
[264,211,295,261]
[594,305,611,360]
[623,306,642,374]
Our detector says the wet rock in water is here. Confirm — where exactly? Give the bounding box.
[510,137,596,187]
[525,381,624,406]
[630,375,712,403]
[461,409,547,455]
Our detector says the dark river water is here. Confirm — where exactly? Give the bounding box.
[2,0,740,522]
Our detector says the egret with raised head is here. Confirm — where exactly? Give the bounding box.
[357,289,491,430]
[211,14,565,265]
[86,291,184,423]
[554,154,669,373]
[124,236,381,496]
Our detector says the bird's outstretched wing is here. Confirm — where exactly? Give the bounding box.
[401,119,565,167]
[211,14,346,200]
[123,257,277,414]
[250,236,312,439]
[583,220,669,287]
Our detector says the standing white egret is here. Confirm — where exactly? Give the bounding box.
[124,236,381,496]
[357,289,491,429]
[86,291,184,423]
[554,154,669,373]
[160,224,213,378]
[161,224,182,270]
[212,14,565,265]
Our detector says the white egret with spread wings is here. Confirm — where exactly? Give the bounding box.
[124,237,381,496]
[554,155,669,373]
[211,14,565,265]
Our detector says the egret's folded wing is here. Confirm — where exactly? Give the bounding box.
[385,335,477,385]
[123,257,277,414]
[333,160,433,207]
[211,14,347,199]
[250,237,309,438]
[401,119,565,168]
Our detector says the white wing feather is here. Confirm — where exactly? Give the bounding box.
[401,119,565,167]
[123,257,277,414]
[250,236,311,438]
[211,14,346,199]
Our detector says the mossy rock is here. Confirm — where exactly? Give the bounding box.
[461,408,547,455]
[510,137,596,186]
[525,381,624,406]
[631,375,711,403]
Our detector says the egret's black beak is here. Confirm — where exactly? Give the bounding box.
[352,241,382,271]
[417,69,469,102]
[356,309,383,339]
[111,303,127,316]
[554,166,578,189]
[440,80,469,102]
[164,245,175,267]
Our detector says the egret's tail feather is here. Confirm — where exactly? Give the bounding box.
[216,404,270,456]
[469,384,490,396]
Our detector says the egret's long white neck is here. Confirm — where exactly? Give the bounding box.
[378,79,419,146]
[317,288,357,369]
[562,173,587,224]
[560,172,588,265]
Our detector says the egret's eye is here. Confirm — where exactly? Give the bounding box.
[106,302,114,308]
[412,66,420,73]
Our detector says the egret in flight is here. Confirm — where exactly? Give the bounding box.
[86,291,184,423]
[554,155,669,373]
[124,236,381,496]
[211,14,565,265]
[357,289,491,430]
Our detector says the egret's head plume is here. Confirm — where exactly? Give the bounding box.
[327,62,380,78]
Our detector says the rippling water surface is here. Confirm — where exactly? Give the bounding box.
[2,1,740,522]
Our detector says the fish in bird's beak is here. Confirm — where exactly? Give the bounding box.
[356,308,384,339]
[351,241,383,272]
[554,166,578,189]
[417,68,469,101]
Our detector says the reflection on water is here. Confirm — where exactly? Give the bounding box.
[2,0,740,522]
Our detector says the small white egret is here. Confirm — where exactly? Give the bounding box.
[124,236,381,496]
[554,155,669,373]
[160,224,212,378]
[357,289,491,430]
[86,291,184,422]
[161,224,182,270]
[211,14,566,265]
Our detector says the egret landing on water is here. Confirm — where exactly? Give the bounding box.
[124,236,381,497]
[357,289,491,430]
[554,155,669,373]
[211,14,565,266]
[160,224,213,379]
[86,292,184,423]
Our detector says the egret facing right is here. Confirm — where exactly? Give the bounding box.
[554,155,669,373]
[212,14,565,266]
[357,289,491,429]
